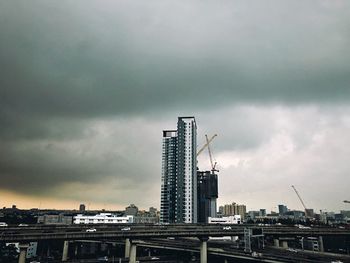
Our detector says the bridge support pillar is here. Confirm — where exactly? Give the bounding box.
[200,237,208,263]
[273,239,280,247]
[129,242,137,263]
[74,242,78,257]
[318,236,324,252]
[18,243,29,263]
[281,240,288,248]
[125,238,131,258]
[62,240,69,261]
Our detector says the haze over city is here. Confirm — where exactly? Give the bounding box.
[1,0,350,212]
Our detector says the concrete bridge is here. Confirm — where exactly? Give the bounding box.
[1,224,349,263]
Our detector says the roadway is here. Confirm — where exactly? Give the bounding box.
[1,224,350,242]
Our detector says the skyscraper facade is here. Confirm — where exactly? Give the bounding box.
[160,117,197,223]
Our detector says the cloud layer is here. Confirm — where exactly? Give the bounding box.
[0,0,349,211]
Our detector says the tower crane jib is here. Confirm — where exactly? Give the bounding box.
[291,185,307,210]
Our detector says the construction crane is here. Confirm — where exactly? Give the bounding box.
[291,185,309,216]
[344,200,350,204]
[205,134,219,173]
[196,134,217,156]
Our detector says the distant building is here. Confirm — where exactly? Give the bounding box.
[284,210,305,220]
[79,204,86,212]
[222,202,246,220]
[149,207,157,216]
[278,204,288,215]
[341,210,350,217]
[259,209,266,217]
[133,208,159,224]
[37,214,72,225]
[160,117,197,223]
[218,206,224,215]
[305,208,314,218]
[197,170,218,223]
[133,215,158,224]
[125,204,138,216]
[247,211,260,220]
[74,213,133,224]
[208,215,241,224]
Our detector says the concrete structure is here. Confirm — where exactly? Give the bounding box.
[305,208,315,218]
[200,237,208,263]
[133,215,158,224]
[125,204,138,216]
[18,243,29,263]
[222,202,246,220]
[6,242,37,259]
[37,213,72,225]
[247,211,260,220]
[62,240,69,261]
[79,204,86,212]
[160,117,197,223]
[259,209,266,217]
[74,213,133,224]
[197,171,218,223]
[208,215,241,224]
[278,204,288,215]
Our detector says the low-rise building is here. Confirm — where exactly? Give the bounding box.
[208,215,241,224]
[37,214,72,225]
[73,213,133,224]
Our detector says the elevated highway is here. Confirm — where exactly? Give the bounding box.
[1,224,349,242]
[1,224,349,263]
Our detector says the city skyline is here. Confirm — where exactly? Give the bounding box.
[1,1,350,212]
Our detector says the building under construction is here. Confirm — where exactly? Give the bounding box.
[196,134,219,223]
[197,170,218,223]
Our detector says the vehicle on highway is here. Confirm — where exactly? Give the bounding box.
[97,256,108,261]
[86,228,97,232]
[151,257,160,260]
[19,223,29,226]
[0,222,8,227]
[121,227,131,231]
[295,224,311,229]
[223,226,232,230]
[286,248,298,253]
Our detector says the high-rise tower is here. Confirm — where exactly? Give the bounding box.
[160,117,197,223]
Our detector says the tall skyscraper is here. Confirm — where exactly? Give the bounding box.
[160,117,197,223]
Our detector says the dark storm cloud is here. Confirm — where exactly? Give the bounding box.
[1,1,350,120]
[1,0,350,207]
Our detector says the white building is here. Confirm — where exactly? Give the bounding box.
[73,213,133,224]
[208,215,241,224]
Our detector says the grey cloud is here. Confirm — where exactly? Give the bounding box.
[1,1,350,210]
[1,1,350,121]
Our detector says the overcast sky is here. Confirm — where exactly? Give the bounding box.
[1,0,350,212]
